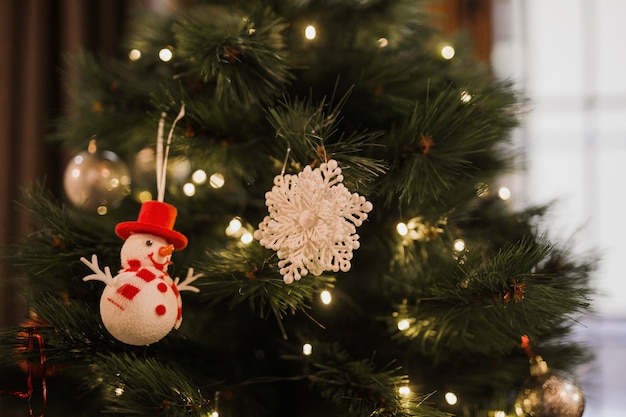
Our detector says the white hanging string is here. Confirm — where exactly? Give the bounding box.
[155,102,186,202]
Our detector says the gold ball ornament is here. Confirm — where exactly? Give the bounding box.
[63,140,131,212]
[514,356,585,417]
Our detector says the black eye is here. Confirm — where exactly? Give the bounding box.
[145,240,153,247]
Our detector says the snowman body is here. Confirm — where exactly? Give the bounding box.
[99,233,182,346]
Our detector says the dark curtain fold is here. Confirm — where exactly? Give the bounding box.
[0,0,129,325]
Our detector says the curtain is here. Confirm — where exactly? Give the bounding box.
[0,0,129,325]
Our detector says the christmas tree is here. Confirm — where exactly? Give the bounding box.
[0,1,594,416]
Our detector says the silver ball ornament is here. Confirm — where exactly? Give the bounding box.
[515,356,585,417]
[64,141,131,212]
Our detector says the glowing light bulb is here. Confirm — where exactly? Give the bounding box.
[137,190,152,202]
[498,186,511,201]
[397,319,410,331]
[209,173,225,188]
[115,386,124,396]
[460,90,472,103]
[398,386,411,397]
[128,49,141,61]
[302,343,313,356]
[183,182,196,196]
[320,290,332,305]
[192,169,207,184]
[305,25,316,40]
[440,44,455,60]
[396,222,409,236]
[226,218,242,236]
[159,47,173,62]
[97,206,108,216]
[377,37,389,48]
[453,239,465,252]
[210,412,219,417]
[444,392,458,405]
[240,232,253,244]
[493,411,506,417]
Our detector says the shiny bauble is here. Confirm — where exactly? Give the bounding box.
[514,371,585,417]
[64,144,131,212]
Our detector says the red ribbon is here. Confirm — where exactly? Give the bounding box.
[0,327,47,416]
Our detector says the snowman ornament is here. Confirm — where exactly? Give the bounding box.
[80,103,201,346]
[81,201,201,345]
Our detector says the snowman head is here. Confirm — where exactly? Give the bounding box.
[120,233,174,271]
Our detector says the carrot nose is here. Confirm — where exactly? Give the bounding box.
[158,244,174,257]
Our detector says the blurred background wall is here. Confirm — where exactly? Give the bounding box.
[491,1,626,416]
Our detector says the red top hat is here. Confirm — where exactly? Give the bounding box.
[115,200,188,250]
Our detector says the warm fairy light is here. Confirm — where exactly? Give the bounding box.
[87,139,97,153]
[226,218,243,236]
[476,183,489,198]
[396,222,409,236]
[115,386,124,396]
[460,90,472,103]
[377,37,389,48]
[128,49,141,61]
[444,392,458,405]
[159,47,173,62]
[498,186,511,201]
[210,412,219,417]
[209,173,225,188]
[440,44,455,60]
[493,411,506,417]
[453,239,465,252]
[397,318,410,331]
[240,231,253,244]
[398,385,411,397]
[137,190,153,202]
[320,290,332,305]
[304,25,317,40]
[302,343,313,356]
[192,169,207,184]
[97,206,108,216]
[183,182,196,197]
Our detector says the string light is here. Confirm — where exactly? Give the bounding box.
[498,186,511,201]
[377,37,389,48]
[397,318,411,331]
[114,386,124,396]
[440,44,455,60]
[460,90,472,103]
[209,173,225,188]
[97,206,108,216]
[453,239,465,252]
[240,231,253,244]
[320,290,332,305]
[226,218,242,236]
[444,391,458,405]
[159,47,173,62]
[304,25,317,40]
[192,169,207,184]
[128,49,141,61]
[137,190,153,202]
[183,182,196,197]
[398,386,411,397]
[493,411,506,417]
[302,343,313,356]
[209,412,219,417]
[396,222,409,236]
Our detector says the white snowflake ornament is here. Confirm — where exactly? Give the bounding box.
[254,159,373,284]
